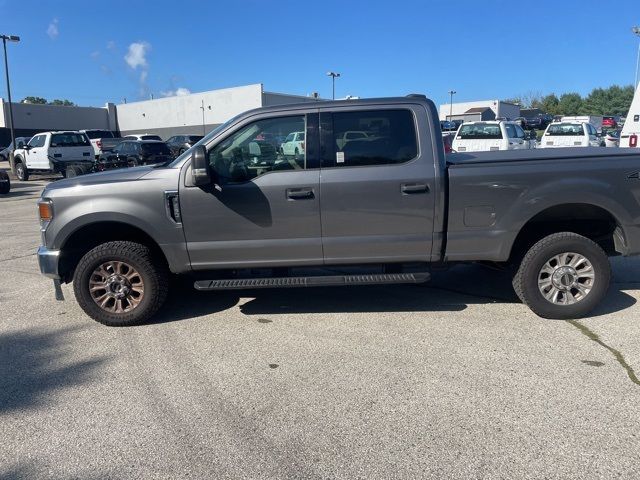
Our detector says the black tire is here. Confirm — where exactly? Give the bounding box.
[0,170,10,194]
[65,166,82,178]
[15,160,29,181]
[513,232,611,319]
[73,241,169,326]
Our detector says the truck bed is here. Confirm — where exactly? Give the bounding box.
[444,147,640,263]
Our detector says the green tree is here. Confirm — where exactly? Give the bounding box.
[538,94,560,115]
[21,96,48,104]
[49,99,76,106]
[557,93,583,116]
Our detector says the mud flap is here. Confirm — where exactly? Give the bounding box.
[53,279,65,301]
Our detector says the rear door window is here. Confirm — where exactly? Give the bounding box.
[329,109,417,167]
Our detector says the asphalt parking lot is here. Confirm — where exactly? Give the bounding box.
[1,168,640,479]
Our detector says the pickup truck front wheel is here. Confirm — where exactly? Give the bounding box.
[513,232,610,319]
[15,160,29,181]
[73,241,169,326]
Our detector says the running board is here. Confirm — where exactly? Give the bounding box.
[194,272,430,291]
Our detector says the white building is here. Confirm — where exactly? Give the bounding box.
[0,83,321,145]
[439,100,521,122]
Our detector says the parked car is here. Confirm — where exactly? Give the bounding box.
[280,131,305,158]
[604,130,620,148]
[12,131,94,181]
[122,133,163,141]
[36,95,640,327]
[80,129,121,157]
[439,121,457,132]
[0,170,9,194]
[0,136,32,162]
[165,135,204,157]
[98,140,173,167]
[452,121,534,152]
[602,116,620,129]
[442,132,455,153]
[538,122,602,148]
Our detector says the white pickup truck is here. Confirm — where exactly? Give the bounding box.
[12,131,95,181]
[452,121,534,152]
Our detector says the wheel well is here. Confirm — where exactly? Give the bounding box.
[509,204,624,263]
[58,221,168,283]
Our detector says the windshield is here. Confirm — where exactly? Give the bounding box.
[457,123,502,140]
[84,130,114,139]
[141,143,171,154]
[140,135,162,141]
[546,123,585,136]
[50,133,91,147]
[188,136,204,142]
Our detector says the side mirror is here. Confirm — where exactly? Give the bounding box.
[191,145,211,186]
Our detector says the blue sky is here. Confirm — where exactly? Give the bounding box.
[1,0,639,107]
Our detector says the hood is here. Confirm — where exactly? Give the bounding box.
[43,166,153,193]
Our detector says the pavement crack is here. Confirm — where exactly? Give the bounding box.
[0,252,37,263]
[567,320,640,387]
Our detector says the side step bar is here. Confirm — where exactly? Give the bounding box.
[194,272,430,291]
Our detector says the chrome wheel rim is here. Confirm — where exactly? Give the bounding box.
[89,261,144,313]
[538,252,595,305]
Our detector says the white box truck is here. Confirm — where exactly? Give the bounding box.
[620,84,640,148]
[561,116,603,133]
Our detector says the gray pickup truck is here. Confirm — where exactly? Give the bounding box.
[36,95,640,326]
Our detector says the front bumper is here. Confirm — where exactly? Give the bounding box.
[38,246,61,279]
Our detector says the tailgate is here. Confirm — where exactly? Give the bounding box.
[49,146,93,161]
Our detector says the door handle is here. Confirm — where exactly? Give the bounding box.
[286,188,314,200]
[401,183,429,194]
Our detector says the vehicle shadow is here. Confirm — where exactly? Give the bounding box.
[0,325,109,414]
[151,264,637,322]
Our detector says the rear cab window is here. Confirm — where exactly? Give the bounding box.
[84,130,114,139]
[546,123,585,136]
[457,123,503,139]
[50,133,91,147]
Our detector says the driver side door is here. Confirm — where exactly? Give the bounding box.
[180,112,322,270]
[25,134,50,169]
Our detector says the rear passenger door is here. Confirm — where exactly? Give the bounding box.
[319,106,437,264]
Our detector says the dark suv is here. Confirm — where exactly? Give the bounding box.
[99,140,173,167]
[165,135,204,157]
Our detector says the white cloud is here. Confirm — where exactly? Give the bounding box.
[124,42,150,69]
[106,40,115,50]
[47,18,59,39]
[161,87,191,97]
[90,50,100,60]
[124,42,152,98]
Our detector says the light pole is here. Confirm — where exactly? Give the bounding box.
[448,90,456,121]
[327,71,340,100]
[1,34,19,170]
[633,27,640,87]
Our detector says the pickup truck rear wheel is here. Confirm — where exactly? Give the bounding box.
[15,160,29,181]
[73,241,169,326]
[513,232,610,319]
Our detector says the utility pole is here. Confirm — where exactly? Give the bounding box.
[448,90,456,121]
[1,34,20,171]
[327,71,341,100]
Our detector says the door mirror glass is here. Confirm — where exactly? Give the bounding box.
[191,145,211,186]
